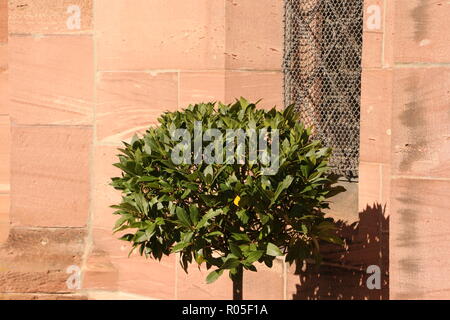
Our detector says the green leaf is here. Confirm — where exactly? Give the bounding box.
[231,233,250,242]
[189,205,199,225]
[236,209,249,224]
[229,242,243,258]
[197,209,221,228]
[206,269,224,284]
[204,165,214,185]
[171,241,190,253]
[143,136,152,154]
[137,176,158,182]
[266,242,283,257]
[270,175,294,206]
[211,165,227,185]
[245,250,264,264]
[181,189,191,200]
[206,231,224,237]
[301,224,308,234]
[221,257,241,269]
[113,214,132,230]
[134,193,149,215]
[176,206,191,227]
[135,232,150,243]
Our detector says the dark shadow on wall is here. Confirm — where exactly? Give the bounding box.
[292,203,389,300]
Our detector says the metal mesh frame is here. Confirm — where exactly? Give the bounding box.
[283,0,363,180]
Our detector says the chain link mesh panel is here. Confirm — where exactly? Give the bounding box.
[283,0,363,180]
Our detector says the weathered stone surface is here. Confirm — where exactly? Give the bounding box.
[0,44,8,115]
[391,178,450,299]
[394,0,450,63]
[392,67,450,178]
[0,116,10,194]
[382,0,395,68]
[359,163,391,222]
[177,261,232,300]
[225,0,283,70]
[0,227,86,293]
[11,126,91,227]
[0,293,88,300]
[361,32,383,69]
[0,194,9,243]
[82,249,119,291]
[96,72,178,145]
[244,260,284,300]
[95,0,225,70]
[9,0,93,34]
[10,36,94,125]
[225,71,283,109]
[360,69,393,164]
[359,162,383,211]
[92,145,122,230]
[179,71,225,107]
[0,0,6,42]
[84,228,177,299]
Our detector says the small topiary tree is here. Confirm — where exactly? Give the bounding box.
[111,98,345,300]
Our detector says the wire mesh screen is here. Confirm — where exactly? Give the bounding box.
[283,0,363,180]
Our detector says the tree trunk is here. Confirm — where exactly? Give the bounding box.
[232,266,243,300]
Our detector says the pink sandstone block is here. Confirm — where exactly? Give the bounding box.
[243,260,284,300]
[83,249,119,291]
[390,178,450,299]
[360,69,392,164]
[179,71,225,108]
[391,67,450,178]
[0,227,86,293]
[362,32,383,69]
[225,71,283,109]
[225,0,283,70]
[89,228,176,299]
[114,254,176,299]
[0,0,6,42]
[380,164,391,210]
[358,162,390,220]
[95,0,225,71]
[0,44,8,115]
[92,145,124,231]
[0,293,87,300]
[177,261,232,300]
[358,162,383,211]
[0,193,10,243]
[11,126,91,227]
[382,0,395,68]
[0,115,9,194]
[9,35,94,125]
[394,0,450,63]
[8,0,92,34]
[96,72,178,145]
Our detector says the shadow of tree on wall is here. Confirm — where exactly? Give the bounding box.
[292,203,389,300]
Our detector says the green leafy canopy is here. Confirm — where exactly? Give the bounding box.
[110,98,345,283]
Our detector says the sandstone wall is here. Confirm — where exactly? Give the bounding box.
[0,0,449,300]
